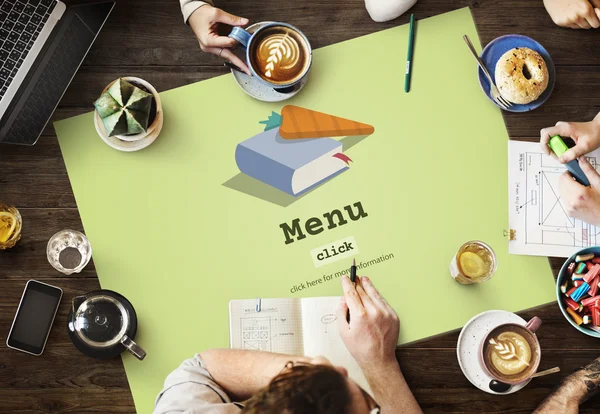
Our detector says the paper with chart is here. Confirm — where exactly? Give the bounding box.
[509,141,600,257]
[229,297,371,395]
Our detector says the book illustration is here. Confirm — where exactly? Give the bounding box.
[241,317,272,351]
[509,141,600,257]
[224,106,374,205]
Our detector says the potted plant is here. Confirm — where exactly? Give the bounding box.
[93,77,163,151]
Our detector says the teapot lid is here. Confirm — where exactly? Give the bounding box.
[73,294,129,348]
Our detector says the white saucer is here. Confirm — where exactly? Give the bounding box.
[230,22,307,103]
[457,310,531,395]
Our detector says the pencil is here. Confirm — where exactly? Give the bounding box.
[404,14,415,93]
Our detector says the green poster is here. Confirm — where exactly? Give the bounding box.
[55,8,555,413]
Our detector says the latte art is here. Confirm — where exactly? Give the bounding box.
[488,332,532,376]
[259,33,300,79]
[250,27,310,85]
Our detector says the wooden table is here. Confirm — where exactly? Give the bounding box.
[1,0,599,412]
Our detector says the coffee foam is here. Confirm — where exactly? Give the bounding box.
[483,325,539,382]
[250,27,310,85]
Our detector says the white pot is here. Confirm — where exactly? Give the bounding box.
[94,77,163,152]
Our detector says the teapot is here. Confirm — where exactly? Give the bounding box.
[68,290,146,360]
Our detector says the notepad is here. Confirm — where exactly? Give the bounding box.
[229,296,372,395]
[235,128,349,196]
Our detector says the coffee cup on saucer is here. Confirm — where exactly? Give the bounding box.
[479,317,542,385]
[228,22,312,93]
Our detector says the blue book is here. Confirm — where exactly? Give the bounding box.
[235,128,349,196]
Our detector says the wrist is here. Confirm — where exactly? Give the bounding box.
[559,373,590,404]
[188,4,211,34]
[361,357,402,378]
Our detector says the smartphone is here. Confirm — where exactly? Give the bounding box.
[6,280,63,356]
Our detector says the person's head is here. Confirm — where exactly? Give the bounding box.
[241,357,379,414]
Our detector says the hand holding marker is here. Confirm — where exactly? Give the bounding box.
[548,135,590,186]
[347,258,358,322]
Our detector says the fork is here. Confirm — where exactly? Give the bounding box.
[463,35,513,110]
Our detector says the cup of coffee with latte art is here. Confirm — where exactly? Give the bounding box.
[480,317,542,385]
[229,23,312,90]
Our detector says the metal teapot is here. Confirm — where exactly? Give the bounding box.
[68,290,146,360]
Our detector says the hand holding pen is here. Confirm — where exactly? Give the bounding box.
[337,274,400,370]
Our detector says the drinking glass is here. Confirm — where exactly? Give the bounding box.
[450,240,497,284]
[47,230,92,275]
[0,202,22,250]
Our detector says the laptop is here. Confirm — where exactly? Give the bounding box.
[0,0,115,146]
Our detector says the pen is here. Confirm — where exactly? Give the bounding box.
[347,258,357,322]
[404,13,415,93]
[224,61,244,74]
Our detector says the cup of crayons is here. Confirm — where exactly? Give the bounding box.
[557,247,600,338]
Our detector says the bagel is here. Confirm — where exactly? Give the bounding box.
[495,48,549,104]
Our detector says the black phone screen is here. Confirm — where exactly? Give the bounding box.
[7,281,62,355]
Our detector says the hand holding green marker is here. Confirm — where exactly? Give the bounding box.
[548,135,590,187]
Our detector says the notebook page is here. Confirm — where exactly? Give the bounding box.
[229,298,304,356]
[300,296,372,395]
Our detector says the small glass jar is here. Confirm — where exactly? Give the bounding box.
[0,203,22,250]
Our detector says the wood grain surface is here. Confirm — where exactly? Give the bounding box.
[1,0,599,412]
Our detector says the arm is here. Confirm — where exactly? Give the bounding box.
[199,348,312,401]
[543,0,600,28]
[336,276,423,414]
[179,0,212,24]
[534,357,600,413]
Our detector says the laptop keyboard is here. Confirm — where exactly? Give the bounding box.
[0,0,57,100]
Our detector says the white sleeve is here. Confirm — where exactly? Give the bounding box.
[180,0,213,24]
[154,354,243,414]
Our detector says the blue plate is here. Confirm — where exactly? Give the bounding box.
[557,246,600,339]
[478,34,556,113]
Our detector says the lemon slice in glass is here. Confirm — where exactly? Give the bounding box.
[459,251,486,278]
[0,211,17,243]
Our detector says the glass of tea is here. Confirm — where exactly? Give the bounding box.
[450,240,497,284]
[46,229,92,275]
[0,203,22,250]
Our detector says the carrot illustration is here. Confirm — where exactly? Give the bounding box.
[259,105,374,139]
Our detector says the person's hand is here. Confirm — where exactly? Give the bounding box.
[543,0,600,29]
[540,115,600,163]
[337,276,399,372]
[188,5,252,75]
[558,157,600,225]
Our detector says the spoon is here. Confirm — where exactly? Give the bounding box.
[489,367,561,393]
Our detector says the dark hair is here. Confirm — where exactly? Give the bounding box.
[241,364,352,414]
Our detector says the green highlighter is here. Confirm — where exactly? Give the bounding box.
[548,135,590,187]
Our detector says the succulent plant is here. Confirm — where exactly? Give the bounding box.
[94,78,153,136]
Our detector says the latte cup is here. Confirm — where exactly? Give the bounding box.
[479,316,542,385]
[228,22,312,91]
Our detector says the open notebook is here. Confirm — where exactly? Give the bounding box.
[229,296,372,395]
